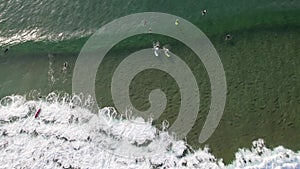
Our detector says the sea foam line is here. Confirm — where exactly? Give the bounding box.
[0,93,299,169]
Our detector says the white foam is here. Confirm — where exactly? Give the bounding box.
[0,28,94,46]
[0,94,299,168]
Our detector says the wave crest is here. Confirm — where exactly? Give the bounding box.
[0,94,299,168]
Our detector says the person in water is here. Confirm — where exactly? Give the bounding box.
[202,9,207,15]
[163,46,170,57]
[175,19,179,25]
[4,47,9,54]
[153,41,160,56]
[63,62,68,71]
[225,34,232,40]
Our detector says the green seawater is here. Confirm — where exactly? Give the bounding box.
[0,0,300,164]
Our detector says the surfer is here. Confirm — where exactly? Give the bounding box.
[163,46,170,57]
[62,62,68,71]
[35,108,41,118]
[63,62,68,68]
[4,47,9,54]
[175,19,179,25]
[225,34,232,40]
[153,41,160,56]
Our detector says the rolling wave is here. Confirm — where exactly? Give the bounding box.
[0,0,116,46]
[1,0,299,46]
[0,93,299,168]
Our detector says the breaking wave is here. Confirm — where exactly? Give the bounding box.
[0,93,299,169]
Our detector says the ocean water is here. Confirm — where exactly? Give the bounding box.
[1,0,300,168]
[0,94,299,168]
[1,0,299,46]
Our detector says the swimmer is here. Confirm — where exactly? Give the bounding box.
[175,19,179,25]
[153,41,160,56]
[225,34,232,40]
[163,46,170,57]
[4,47,9,54]
[62,62,68,71]
[201,9,207,16]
